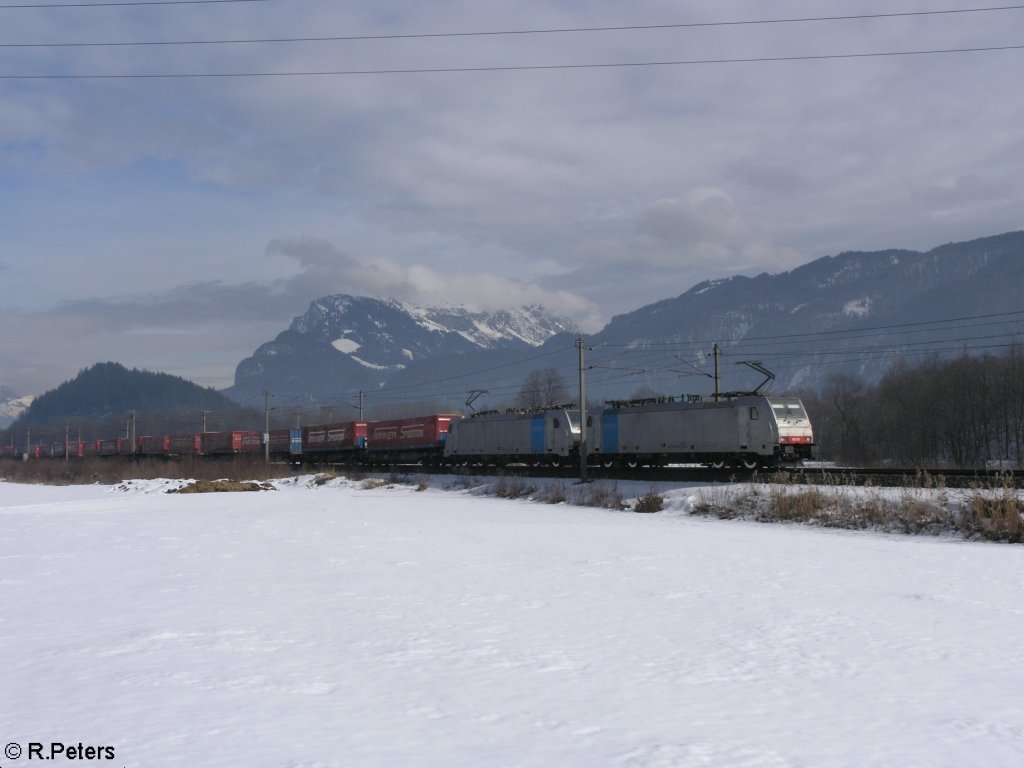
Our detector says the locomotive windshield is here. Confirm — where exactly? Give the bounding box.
[769,400,808,420]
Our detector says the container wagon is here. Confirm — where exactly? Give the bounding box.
[200,431,263,455]
[366,414,460,465]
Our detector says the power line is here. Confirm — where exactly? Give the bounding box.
[6,5,1024,46]
[0,0,269,7]
[595,310,1024,350]
[4,43,1024,79]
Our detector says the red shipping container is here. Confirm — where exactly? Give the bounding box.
[268,429,291,454]
[169,433,201,455]
[236,431,263,453]
[303,421,367,453]
[201,431,263,455]
[366,414,459,451]
[138,435,171,456]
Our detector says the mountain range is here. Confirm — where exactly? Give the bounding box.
[3,230,1023,425]
[229,231,1024,411]
[225,297,580,406]
[588,230,1024,395]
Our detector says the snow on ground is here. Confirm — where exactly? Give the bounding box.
[1,476,1022,768]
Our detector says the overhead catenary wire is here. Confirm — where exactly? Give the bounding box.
[593,309,1024,350]
[0,0,269,7]
[4,44,1024,79]
[5,4,1023,46]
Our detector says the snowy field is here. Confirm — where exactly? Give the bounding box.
[1,476,1022,768]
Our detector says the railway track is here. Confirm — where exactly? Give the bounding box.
[4,455,1018,489]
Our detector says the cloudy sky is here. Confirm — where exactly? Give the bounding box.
[2,0,1022,394]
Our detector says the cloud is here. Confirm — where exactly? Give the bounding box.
[267,237,599,323]
[3,1,1024,393]
[0,239,602,394]
[634,189,748,254]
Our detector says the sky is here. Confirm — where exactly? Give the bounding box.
[2,0,1023,395]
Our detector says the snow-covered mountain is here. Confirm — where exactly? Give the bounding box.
[0,386,33,429]
[227,231,1024,409]
[227,296,579,404]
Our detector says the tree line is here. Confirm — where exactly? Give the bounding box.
[800,345,1024,468]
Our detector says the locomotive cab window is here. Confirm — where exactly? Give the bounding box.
[749,407,759,420]
[553,418,560,429]
[771,401,807,420]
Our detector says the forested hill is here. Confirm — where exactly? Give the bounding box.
[9,362,249,436]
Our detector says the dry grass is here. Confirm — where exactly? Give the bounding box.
[495,473,535,499]
[544,481,567,505]
[763,487,829,524]
[691,476,1021,543]
[962,484,1024,543]
[571,481,627,511]
[0,456,293,485]
[170,479,276,494]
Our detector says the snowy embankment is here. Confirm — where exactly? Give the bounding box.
[1,476,1022,768]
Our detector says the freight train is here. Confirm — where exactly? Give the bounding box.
[3,395,814,469]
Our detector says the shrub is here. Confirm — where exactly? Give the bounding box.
[633,489,664,513]
[963,486,1024,543]
[495,473,535,499]
[545,481,567,504]
[570,481,626,510]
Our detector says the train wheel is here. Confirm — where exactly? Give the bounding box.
[602,458,615,469]
[625,458,639,469]
[741,457,759,470]
[549,457,561,468]
[710,459,726,470]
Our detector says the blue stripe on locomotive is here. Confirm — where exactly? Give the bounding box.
[531,414,545,453]
[601,411,619,453]
[290,429,303,455]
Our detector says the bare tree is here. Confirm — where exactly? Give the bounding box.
[517,368,570,409]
